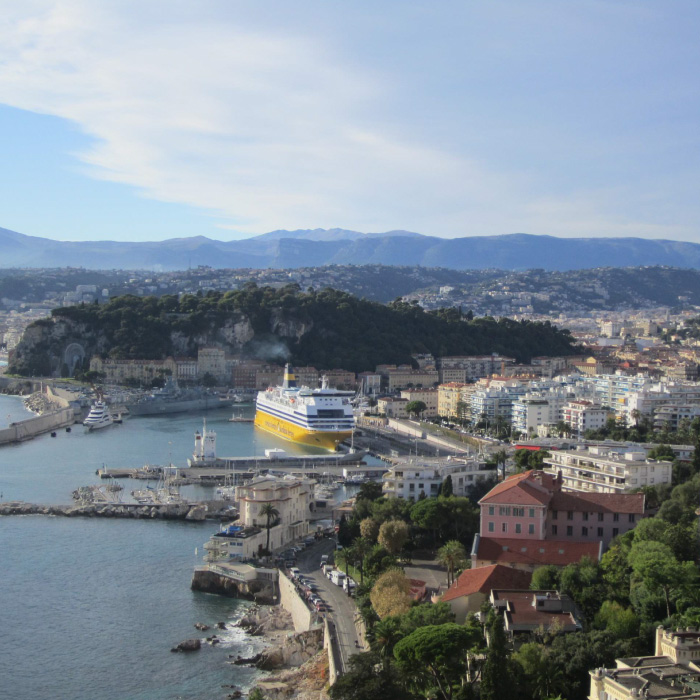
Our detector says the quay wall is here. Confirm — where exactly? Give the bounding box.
[0,407,75,446]
[279,570,315,633]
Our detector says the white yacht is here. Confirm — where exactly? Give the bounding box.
[83,401,114,432]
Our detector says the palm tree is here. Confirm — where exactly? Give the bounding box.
[437,540,467,587]
[259,503,280,554]
[493,448,508,481]
[335,547,350,576]
[352,537,371,584]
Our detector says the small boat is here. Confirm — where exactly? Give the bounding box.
[83,401,114,432]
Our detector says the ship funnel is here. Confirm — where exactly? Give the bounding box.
[283,363,297,389]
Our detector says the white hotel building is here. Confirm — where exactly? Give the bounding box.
[543,445,672,494]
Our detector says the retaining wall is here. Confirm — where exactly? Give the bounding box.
[324,617,342,685]
[278,571,315,633]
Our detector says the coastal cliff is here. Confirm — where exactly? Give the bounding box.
[8,285,579,377]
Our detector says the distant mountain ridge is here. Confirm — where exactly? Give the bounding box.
[3,226,700,271]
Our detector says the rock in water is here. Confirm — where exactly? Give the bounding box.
[194,623,210,631]
[171,639,201,652]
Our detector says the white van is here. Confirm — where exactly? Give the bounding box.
[329,570,347,587]
[342,577,356,594]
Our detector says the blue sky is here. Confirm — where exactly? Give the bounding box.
[1,1,699,243]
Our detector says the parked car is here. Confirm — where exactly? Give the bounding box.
[289,567,301,579]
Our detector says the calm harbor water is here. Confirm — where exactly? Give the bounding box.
[0,394,333,700]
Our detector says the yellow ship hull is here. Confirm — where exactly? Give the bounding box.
[254,410,352,451]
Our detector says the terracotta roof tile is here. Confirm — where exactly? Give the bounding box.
[479,471,554,506]
[549,491,645,514]
[442,564,532,602]
[474,537,601,567]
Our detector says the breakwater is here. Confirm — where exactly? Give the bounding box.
[0,500,232,520]
[0,406,76,445]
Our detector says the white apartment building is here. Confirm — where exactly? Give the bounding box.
[653,404,700,430]
[562,400,608,436]
[543,445,672,494]
[511,389,575,435]
[470,381,529,424]
[382,457,495,501]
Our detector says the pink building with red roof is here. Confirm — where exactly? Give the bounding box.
[472,470,645,570]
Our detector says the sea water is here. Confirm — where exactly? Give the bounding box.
[0,395,330,700]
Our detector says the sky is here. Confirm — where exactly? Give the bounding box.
[1,1,700,243]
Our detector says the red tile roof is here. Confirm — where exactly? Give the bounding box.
[550,491,645,514]
[479,470,555,506]
[442,564,532,602]
[474,536,601,568]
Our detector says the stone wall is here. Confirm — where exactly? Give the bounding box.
[191,568,276,603]
[278,570,315,633]
[324,617,342,686]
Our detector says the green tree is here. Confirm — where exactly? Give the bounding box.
[514,643,566,700]
[394,624,479,700]
[530,565,560,591]
[594,600,639,639]
[437,540,468,587]
[480,614,514,700]
[439,475,454,498]
[405,400,427,419]
[330,650,407,700]
[628,540,697,618]
[378,519,410,555]
[360,517,380,543]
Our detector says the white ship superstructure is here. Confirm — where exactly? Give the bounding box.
[83,401,114,431]
[254,364,355,450]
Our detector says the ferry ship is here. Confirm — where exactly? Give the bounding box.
[254,365,355,450]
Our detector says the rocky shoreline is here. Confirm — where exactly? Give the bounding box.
[233,604,330,700]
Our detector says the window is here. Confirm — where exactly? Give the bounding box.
[488,522,494,533]
[628,514,635,523]
[598,512,604,522]
[597,527,604,537]
[567,511,574,520]
[613,513,619,522]
[529,508,535,518]
[502,523,508,533]
[566,526,573,536]
[552,510,558,520]
[515,523,521,534]
[499,506,511,516]
[528,524,535,535]
[582,527,588,536]
[488,506,495,516]
[513,507,525,517]
[613,528,619,537]
[552,525,558,535]
[583,512,589,521]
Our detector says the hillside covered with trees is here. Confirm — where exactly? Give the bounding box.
[8,284,579,377]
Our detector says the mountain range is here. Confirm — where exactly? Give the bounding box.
[3,226,700,271]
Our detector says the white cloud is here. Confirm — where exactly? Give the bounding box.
[0,1,697,241]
